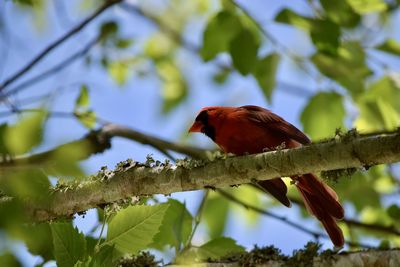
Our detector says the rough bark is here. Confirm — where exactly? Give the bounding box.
[167,249,400,267]
[27,130,400,221]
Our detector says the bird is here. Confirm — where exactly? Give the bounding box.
[188,105,344,247]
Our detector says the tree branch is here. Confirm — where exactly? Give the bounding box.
[168,249,400,267]
[0,0,121,91]
[24,130,400,221]
[0,123,208,168]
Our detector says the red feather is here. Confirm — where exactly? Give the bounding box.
[189,105,344,247]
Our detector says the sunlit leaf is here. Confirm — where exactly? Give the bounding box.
[156,60,188,113]
[152,199,193,250]
[106,204,168,254]
[253,53,280,102]
[198,237,245,260]
[229,29,259,75]
[201,10,242,61]
[144,34,174,61]
[203,192,229,239]
[311,42,371,96]
[75,110,97,129]
[377,39,400,56]
[108,61,130,86]
[320,0,360,27]
[355,76,400,132]
[75,85,90,111]
[51,222,87,267]
[231,185,262,225]
[5,110,46,155]
[0,169,51,202]
[346,0,387,14]
[300,92,345,140]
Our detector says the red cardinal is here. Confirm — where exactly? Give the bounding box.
[189,105,344,247]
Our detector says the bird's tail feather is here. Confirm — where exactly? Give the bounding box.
[295,173,344,247]
[256,178,291,207]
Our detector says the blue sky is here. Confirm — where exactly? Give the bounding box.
[1,0,397,266]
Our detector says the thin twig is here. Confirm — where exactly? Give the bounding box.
[4,37,99,97]
[185,190,210,247]
[216,188,373,248]
[0,0,121,91]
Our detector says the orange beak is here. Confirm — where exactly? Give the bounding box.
[188,121,203,133]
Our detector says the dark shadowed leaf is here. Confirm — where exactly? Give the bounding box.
[320,0,360,27]
[106,204,168,254]
[300,92,345,140]
[387,204,400,220]
[377,39,400,56]
[201,10,242,61]
[198,237,245,260]
[51,222,87,267]
[229,29,259,75]
[152,199,193,250]
[0,252,22,267]
[253,53,280,102]
[10,223,54,261]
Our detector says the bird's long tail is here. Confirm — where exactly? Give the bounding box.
[294,173,344,247]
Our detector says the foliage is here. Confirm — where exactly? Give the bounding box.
[0,0,400,265]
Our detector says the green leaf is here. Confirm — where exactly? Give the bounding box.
[5,110,46,155]
[144,34,174,60]
[1,169,51,202]
[201,10,243,61]
[275,8,340,54]
[387,204,400,220]
[203,192,230,239]
[75,110,97,129]
[91,245,115,267]
[229,29,259,75]
[0,123,9,154]
[115,38,133,49]
[346,0,387,14]
[51,222,87,267]
[311,42,372,96]
[0,252,22,267]
[355,98,399,132]
[253,53,280,102]
[105,204,168,255]
[156,60,188,113]
[198,237,245,260]
[355,76,400,132]
[300,92,346,140]
[99,21,118,42]
[75,85,90,111]
[377,39,400,56]
[108,61,130,86]
[320,0,360,27]
[10,223,54,261]
[152,199,193,250]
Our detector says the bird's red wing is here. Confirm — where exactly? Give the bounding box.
[240,105,311,146]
